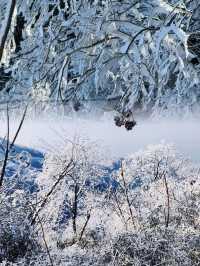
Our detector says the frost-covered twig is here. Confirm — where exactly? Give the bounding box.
[37,214,54,266]
[0,104,27,188]
[0,104,10,187]
[120,160,136,229]
[31,159,74,225]
[163,172,170,228]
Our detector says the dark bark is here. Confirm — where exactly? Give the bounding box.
[0,105,10,187]
[0,65,11,91]
[72,184,79,235]
[0,105,27,188]
[187,32,200,58]
[14,13,26,53]
[0,0,16,63]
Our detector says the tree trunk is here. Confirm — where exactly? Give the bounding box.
[0,0,16,63]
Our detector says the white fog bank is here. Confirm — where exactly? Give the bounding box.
[0,117,200,162]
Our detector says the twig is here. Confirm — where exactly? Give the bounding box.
[126,27,159,59]
[120,160,136,229]
[72,183,79,235]
[0,104,10,187]
[31,160,74,225]
[10,104,28,149]
[163,173,170,228]
[79,211,91,241]
[37,214,54,266]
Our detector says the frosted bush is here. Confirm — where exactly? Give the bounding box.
[2,141,199,265]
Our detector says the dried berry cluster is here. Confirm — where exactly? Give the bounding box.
[114,113,136,131]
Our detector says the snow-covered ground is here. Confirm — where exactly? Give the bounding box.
[0,117,199,162]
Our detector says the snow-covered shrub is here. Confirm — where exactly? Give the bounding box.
[0,190,39,263]
[111,228,200,266]
[0,141,43,264]
[110,143,200,230]
[35,138,107,250]
[5,141,199,265]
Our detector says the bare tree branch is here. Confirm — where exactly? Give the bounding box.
[0,104,10,187]
[0,0,16,62]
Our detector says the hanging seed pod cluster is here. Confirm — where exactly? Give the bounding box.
[114,111,136,131]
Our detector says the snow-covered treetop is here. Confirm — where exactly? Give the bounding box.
[0,0,200,117]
